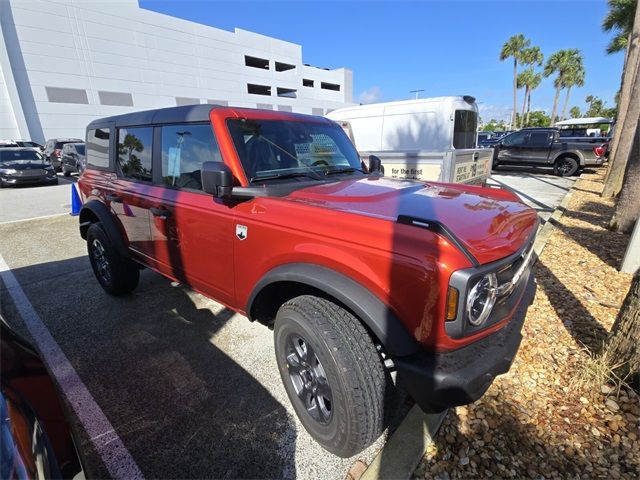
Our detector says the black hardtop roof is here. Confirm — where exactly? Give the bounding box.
[86,105,222,130]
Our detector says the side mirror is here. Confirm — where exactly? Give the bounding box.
[368,155,383,175]
[202,161,233,198]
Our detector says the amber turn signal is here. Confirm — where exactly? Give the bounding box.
[446,287,459,321]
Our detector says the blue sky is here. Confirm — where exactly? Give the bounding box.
[139,0,624,121]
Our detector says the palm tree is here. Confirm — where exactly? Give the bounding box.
[500,34,530,128]
[569,106,581,118]
[560,52,586,120]
[516,47,544,126]
[603,0,637,54]
[517,68,543,127]
[544,49,584,125]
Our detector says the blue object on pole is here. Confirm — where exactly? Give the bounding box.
[70,183,82,216]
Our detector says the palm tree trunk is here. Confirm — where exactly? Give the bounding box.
[526,90,532,127]
[512,58,518,128]
[521,86,528,123]
[550,85,561,126]
[560,86,572,121]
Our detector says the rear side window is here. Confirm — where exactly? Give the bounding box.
[528,132,552,146]
[117,127,153,182]
[159,123,221,190]
[453,110,478,149]
[86,128,111,168]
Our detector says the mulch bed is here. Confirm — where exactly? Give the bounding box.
[413,170,639,479]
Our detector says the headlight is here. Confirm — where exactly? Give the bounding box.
[466,273,497,326]
[0,168,17,175]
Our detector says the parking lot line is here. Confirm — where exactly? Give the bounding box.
[0,252,144,480]
[0,212,69,225]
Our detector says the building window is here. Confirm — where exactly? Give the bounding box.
[275,62,295,72]
[257,103,273,110]
[303,79,314,87]
[248,84,271,96]
[160,123,222,190]
[176,97,200,106]
[278,105,293,112]
[312,108,324,116]
[207,99,229,106]
[321,82,341,92]
[277,87,297,99]
[98,91,133,106]
[245,55,269,69]
[45,86,88,104]
[86,128,110,169]
[117,127,153,182]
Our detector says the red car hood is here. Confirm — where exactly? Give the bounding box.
[286,177,538,265]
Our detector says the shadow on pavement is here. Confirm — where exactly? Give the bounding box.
[1,256,297,479]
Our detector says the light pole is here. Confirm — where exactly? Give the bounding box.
[409,89,424,99]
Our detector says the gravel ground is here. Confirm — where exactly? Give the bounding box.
[413,171,639,479]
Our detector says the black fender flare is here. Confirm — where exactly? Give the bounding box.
[247,263,420,357]
[79,200,129,258]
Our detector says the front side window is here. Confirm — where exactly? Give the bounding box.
[453,110,478,149]
[86,128,110,168]
[117,127,152,181]
[227,119,361,182]
[502,131,527,146]
[160,124,221,190]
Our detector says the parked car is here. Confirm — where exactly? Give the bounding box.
[61,142,86,176]
[44,138,83,171]
[492,128,608,176]
[15,140,44,151]
[78,105,538,457]
[327,96,493,185]
[0,140,19,148]
[0,148,58,187]
[1,316,86,479]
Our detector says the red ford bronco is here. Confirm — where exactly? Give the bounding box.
[78,105,538,457]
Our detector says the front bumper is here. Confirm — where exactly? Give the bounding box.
[1,175,58,186]
[394,273,536,412]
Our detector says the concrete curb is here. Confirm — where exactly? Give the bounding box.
[354,173,584,480]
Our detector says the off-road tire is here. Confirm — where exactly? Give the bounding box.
[554,156,579,177]
[86,222,139,296]
[274,295,386,457]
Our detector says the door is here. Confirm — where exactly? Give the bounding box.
[521,131,553,163]
[146,123,235,305]
[498,131,527,163]
[110,126,155,261]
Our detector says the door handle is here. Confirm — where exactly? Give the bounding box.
[150,207,171,219]
[106,194,122,203]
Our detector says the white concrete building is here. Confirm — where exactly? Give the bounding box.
[0,0,353,142]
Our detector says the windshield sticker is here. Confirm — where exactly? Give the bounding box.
[236,224,248,240]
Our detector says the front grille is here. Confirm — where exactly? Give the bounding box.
[16,169,46,177]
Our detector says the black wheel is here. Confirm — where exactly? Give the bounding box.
[86,223,139,296]
[274,295,385,457]
[554,156,578,177]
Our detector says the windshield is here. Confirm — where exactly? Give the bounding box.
[226,119,362,182]
[75,144,86,155]
[0,150,45,164]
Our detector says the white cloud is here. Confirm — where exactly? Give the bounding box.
[358,86,382,105]
[478,104,513,122]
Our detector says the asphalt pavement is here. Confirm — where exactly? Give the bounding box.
[0,167,584,478]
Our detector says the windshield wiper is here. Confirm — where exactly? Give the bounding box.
[250,171,320,182]
[323,167,363,176]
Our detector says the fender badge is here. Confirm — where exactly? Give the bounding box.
[235,224,248,240]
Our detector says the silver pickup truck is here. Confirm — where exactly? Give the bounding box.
[493,128,608,176]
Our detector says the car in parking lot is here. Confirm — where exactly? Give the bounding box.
[492,127,608,176]
[78,105,538,457]
[61,142,86,176]
[44,138,83,172]
[15,140,44,151]
[0,148,58,187]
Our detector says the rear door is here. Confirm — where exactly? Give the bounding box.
[110,125,155,260]
[146,122,235,305]
[522,131,553,163]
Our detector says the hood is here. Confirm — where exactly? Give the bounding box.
[286,177,538,265]
[0,161,47,169]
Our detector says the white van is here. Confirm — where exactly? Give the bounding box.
[326,96,492,184]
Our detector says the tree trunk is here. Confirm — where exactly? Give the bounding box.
[605,271,640,390]
[526,90,532,127]
[512,58,518,129]
[603,54,640,200]
[550,85,561,126]
[560,86,572,121]
[610,124,640,233]
[603,3,640,197]
[521,86,528,123]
